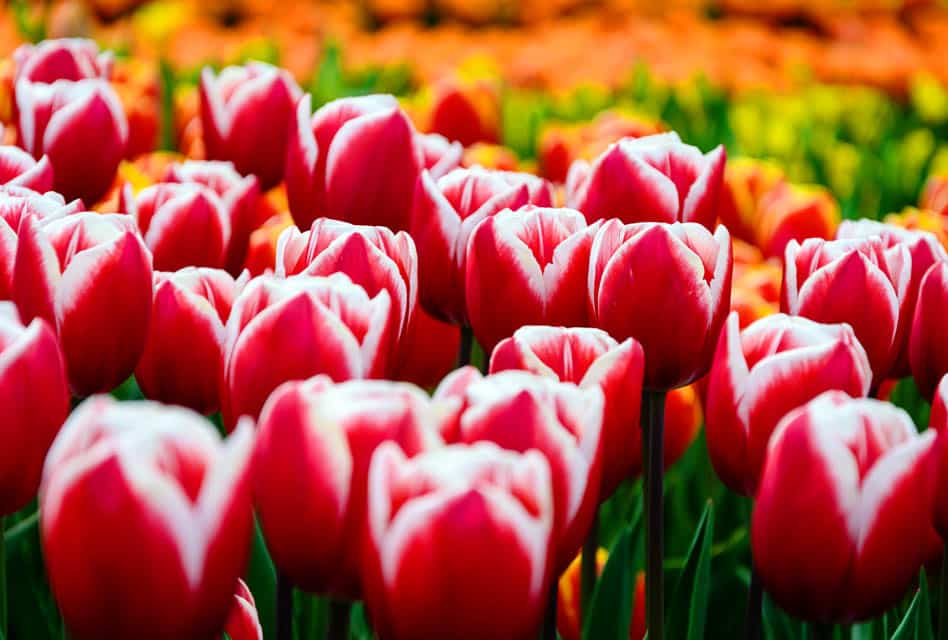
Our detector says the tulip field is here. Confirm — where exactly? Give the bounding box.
[6,1,948,639]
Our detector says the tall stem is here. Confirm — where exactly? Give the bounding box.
[327,599,351,640]
[643,389,666,640]
[276,573,293,640]
[940,544,948,640]
[1,515,6,639]
[745,562,763,640]
[541,581,558,640]
[580,512,599,621]
[458,325,473,368]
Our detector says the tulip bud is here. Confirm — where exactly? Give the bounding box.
[16,78,128,205]
[910,262,948,399]
[199,62,302,190]
[254,376,444,597]
[434,368,603,572]
[755,182,839,259]
[40,397,255,640]
[557,549,646,640]
[423,75,501,147]
[221,580,262,640]
[285,94,422,232]
[837,219,948,377]
[363,442,555,640]
[13,212,153,395]
[783,236,911,387]
[717,157,785,245]
[0,302,68,515]
[566,132,725,228]
[164,160,262,275]
[0,145,53,191]
[222,273,393,426]
[135,268,239,414]
[14,38,112,84]
[121,182,231,271]
[410,166,554,323]
[706,312,872,496]
[490,325,643,501]
[589,220,732,390]
[752,391,935,623]
[465,207,597,353]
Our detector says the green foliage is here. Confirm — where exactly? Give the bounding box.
[666,502,714,640]
[583,504,643,640]
[891,571,934,640]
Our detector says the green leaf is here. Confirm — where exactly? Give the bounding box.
[246,519,276,640]
[762,591,804,640]
[582,504,643,640]
[850,617,887,640]
[5,511,65,640]
[293,592,328,640]
[891,570,934,640]
[666,502,714,640]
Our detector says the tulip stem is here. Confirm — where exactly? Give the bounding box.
[643,389,666,640]
[940,544,948,640]
[744,564,762,640]
[327,600,350,640]
[458,325,473,367]
[542,580,558,640]
[580,512,599,620]
[1,515,6,639]
[276,573,293,640]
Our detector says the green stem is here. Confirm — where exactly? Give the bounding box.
[541,580,558,640]
[458,325,474,368]
[276,573,292,640]
[1,515,6,639]
[745,563,762,640]
[580,511,599,623]
[940,543,948,640]
[643,389,666,640]
[327,599,350,640]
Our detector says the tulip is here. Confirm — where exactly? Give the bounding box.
[885,207,948,253]
[589,219,732,390]
[135,268,239,415]
[755,182,838,259]
[434,368,603,572]
[13,212,153,395]
[363,441,555,640]
[424,75,501,147]
[782,236,911,387]
[244,211,295,277]
[275,218,418,345]
[0,145,53,192]
[410,166,553,323]
[0,186,80,299]
[566,132,726,228]
[557,549,646,640]
[40,396,255,640]
[222,273,393,426]
[489,325,643,501]
[466,207,597,353]
[922,172,948,217]
[164,160,262,275]
[705,311,872,496]
[461,143,522,172]
[120,182,231,271]
[0,302,69,516]
[418,132,463,179]
[752,391,935,623]
[199,62,302,190]
[14,38,111,84]
[391,306,460,388]
[837,219,947,377]
[716,157,785,245]
[254,376,444,597]
[285,94,422,232]
[221,580,262,640]
[910,262,948,400]
[929,376,948,543]
[16,78,128,205]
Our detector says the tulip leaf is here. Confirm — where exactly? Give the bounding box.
[246,518,277,640]
[666,501,714,640]
[891,569,934,640]
[582,503,643,640]
[761,591,804,640]
[4,511,65,640]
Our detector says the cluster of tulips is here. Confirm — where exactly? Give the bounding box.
[5,36,948,640]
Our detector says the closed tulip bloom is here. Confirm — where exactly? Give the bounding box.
[199,62,302,190]
[783,236,911,387]
[121,183,231,271]
[755,183,839,259]
[490,325,643,501]
[363,442,555,640]
[837,219,947,377]
[164,160,262,275]
[391,306,460,388]
[0,145,53,192]
[434,368,603,572]
[706,311,872,496]
[716,157,785,245]
[752,392,935,623]
[275,218,418,344]
[910,262,948,400]
[14,38,111,83]
[466,206,598,353]
[411,166,553,323]
[0,302,69,515]
[285,94,422,231]
[40,397,256,640]
[254,376,444,596]
[135,268,239,415]
[13,212,153,395]
[566,132,725,228]
[221,580,262,640]
[221,273,393,426]
[16,78,128,205]
[589,220,732,390]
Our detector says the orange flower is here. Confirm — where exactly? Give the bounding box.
[461,142,522,172]
[111,58,161,159]
[718,157,786,245]
[884,206,948,251]
[921,173,948,217]
[756,182,839,259]
[557,549,646,640]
